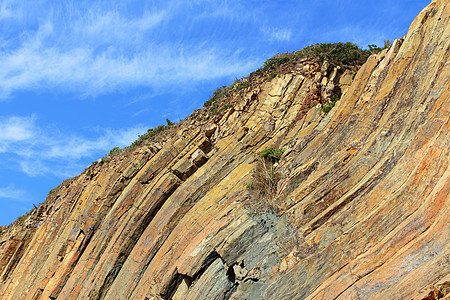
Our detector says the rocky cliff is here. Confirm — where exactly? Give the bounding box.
[0,1,449,299]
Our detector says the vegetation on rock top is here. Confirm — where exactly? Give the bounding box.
[4,41,389,227]
[257,41,391,73]
[197,41,391,122]
[77,41,391,195]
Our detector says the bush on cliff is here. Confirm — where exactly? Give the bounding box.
[109,147,122,156]
[126,41,390,154]
[261,148,285,162]
[322,95,341,114]
[256,41,391,74]
[127,118,176,151]
[246,148,285,214]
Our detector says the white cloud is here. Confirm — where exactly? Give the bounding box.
[68,8,167,48]
[0,44,258,98]
[42,126,147,161]
[0,185,28,201]
[0,0,260,99]
[0,115,147,177]
[0,116,35,142]
[0,1,15,20]
[264,28,292,42]
[18,161,50,178]
[184,0,254,23]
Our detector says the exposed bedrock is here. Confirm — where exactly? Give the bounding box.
[0,1,448,299]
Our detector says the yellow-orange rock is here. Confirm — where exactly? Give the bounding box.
[0,1,448,299]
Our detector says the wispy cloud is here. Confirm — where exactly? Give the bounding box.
[263,27,292,42]
[42,127,146,161]
[0,185,28,202]
[0,115,147,177]
[0,116,35,143]
[0,0,260,99]
[2,48,256,98]
[0,0,17,21]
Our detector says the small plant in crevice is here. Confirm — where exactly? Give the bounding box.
[322,95,340,114]
[246,182,255,190]
[244,148,285,214]
[261,148,285,162]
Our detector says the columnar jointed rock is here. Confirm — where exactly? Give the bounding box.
[0,1,448,299]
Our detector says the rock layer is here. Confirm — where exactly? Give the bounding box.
[0,1,449,299]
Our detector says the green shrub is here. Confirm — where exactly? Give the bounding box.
[368,44,382,53]
[261,148,285,162]
[247,41,386,83]
[218,104,233,114]
[128,121,175,151]
[236,81,250,90]
[258,42,378,72]
[263,54,290,70]
[383,39,392,49]
[203,98,215,107]
[208,102,219,114]
[322,95,340,113]
[204,85,228,107]
[249,68,264,77]
[368,40,392,54]
[109,147,122,156]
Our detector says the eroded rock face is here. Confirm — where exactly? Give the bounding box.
[0,1,449,299]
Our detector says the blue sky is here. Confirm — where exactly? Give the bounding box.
[0,0,429,226]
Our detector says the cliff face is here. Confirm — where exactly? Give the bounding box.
[0,1,449,299]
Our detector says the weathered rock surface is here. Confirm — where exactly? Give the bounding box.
[0,1,448,299]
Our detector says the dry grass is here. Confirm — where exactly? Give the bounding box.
[245,154,283,214]
[243,151,304,252]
